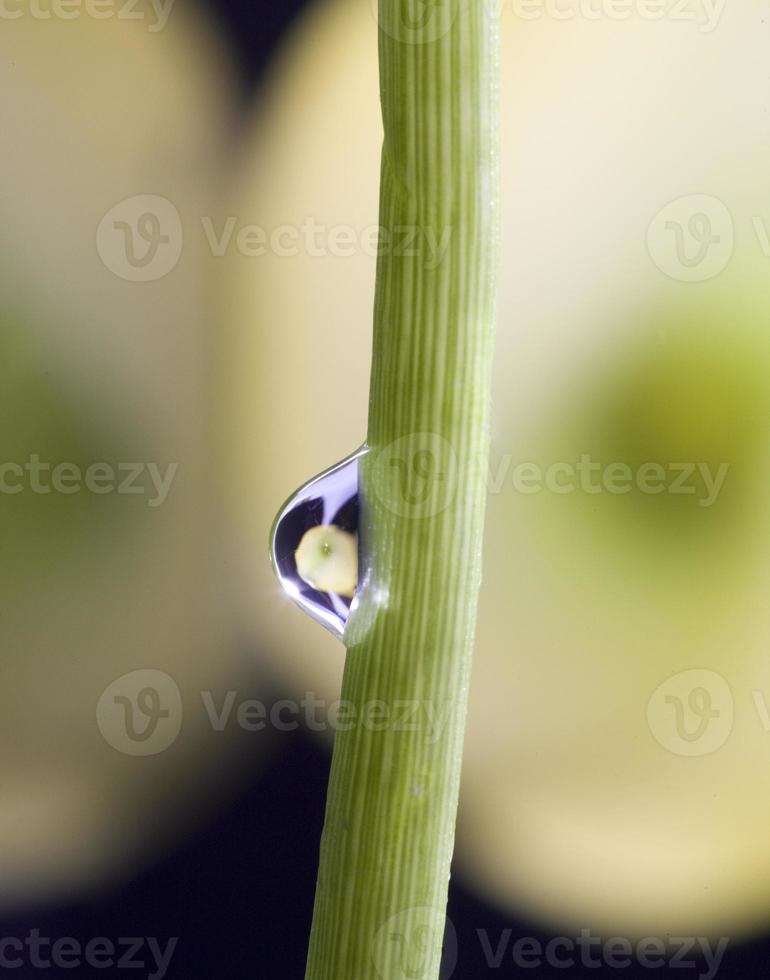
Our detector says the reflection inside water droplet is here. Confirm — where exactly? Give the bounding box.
[270,448,365,639]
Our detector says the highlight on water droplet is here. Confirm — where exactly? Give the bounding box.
[270,448,365,638]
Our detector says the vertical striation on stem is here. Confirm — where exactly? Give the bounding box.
[305,0,499,976]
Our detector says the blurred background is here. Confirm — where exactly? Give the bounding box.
[3,0,770,977]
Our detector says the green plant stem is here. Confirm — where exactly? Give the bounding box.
[305,2,499,977]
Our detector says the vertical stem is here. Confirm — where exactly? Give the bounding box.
[305,0,499,976]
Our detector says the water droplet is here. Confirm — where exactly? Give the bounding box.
[270,448,365,639]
